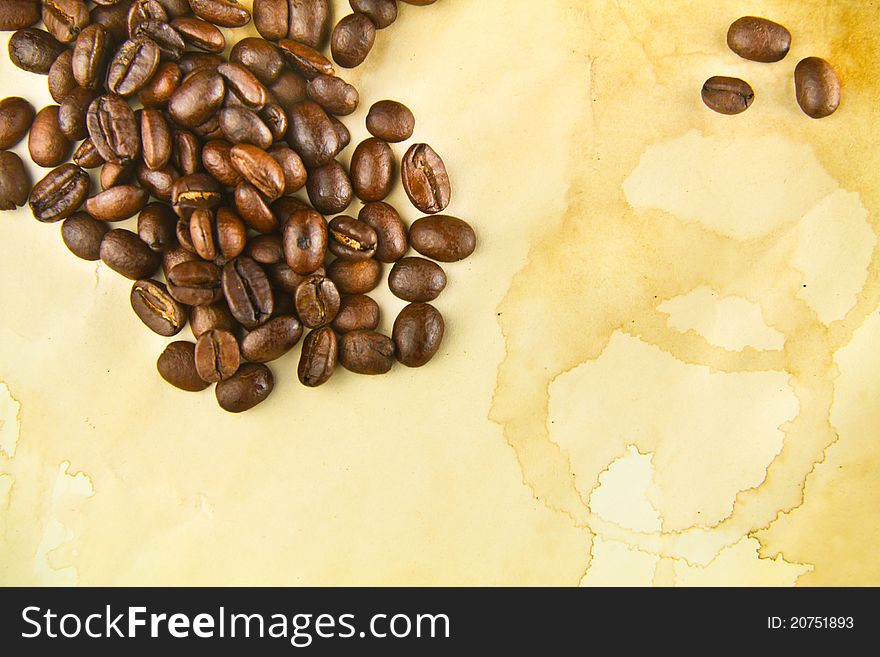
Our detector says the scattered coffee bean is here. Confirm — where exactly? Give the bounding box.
[283,208,328,274]
[172,17,226,53]
[138,202,178,252]
[130,279,187,336]
[141,109,173,171]
[0,1,42,32]
[306,160,353,215]
[794,57,841,119]
[393,302,444,367]
[701,76,755,115]
[331,13,376,69]
[42,0,89,44]
[366,100,414,142]
[72,138,103,168]
[138,61,182,107]
[167,259,222,305]
[351,0,398,30]
[157,341,211,391]
[234,181,277,233]
[727,16,791,63]
[388,257,447,302]
[241,315,303,362]
[58,87,98,141]
[29,163,90,222]
[72,24,110,90]
[287,100,340,168]
[332,294,380,333]
[328,215,378,261]
[278,38,335,79]
[189,0,251,28]
[190,301,237,339]
[85,185,150,221]
[0,151,31,210]
[295,274,341,328]
[0,98,35,149]
[351,137,394,202]
[298,325,337,387]
[339,329,394,374]
[8,28,66,74]
[402,143,451,213]
[194,328,240,383]
[100,228,161,279]
[87,94,141,163]
[216,362,274,412]
[60,212,108,260]
[48,49,77,103]
[29,105,72,167]
[222,256,274,328]
[220,107,273,149]
[408,215,476,262]
[230,143,286,200]
[268,145,307,195]
[168,68,225,128]
[359,202,408,263]
[327,257,382,294]
[230,37,284,85]
[306,75,359,116]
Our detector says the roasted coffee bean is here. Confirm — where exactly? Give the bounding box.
[172,130,200,175]
[136,162,179,201]
[332,294,379,333]
[194,328,240,382]
[72,25,110,90]
[234,182,277,233]
[90,1,131,43]
[28,105,72,167]
[0,151,31,210]
[107,38,161,97]
[100,228,161,279]
[138,61,181,107]
[85,185,149,221]
[29,163,90,222]
[218,62,267,109]
[306,75,359,116]
[216,362,274,412]
[351,0,397,29]
[171,17,225,53]
[328,215,377,261]
[282,208,327,274]
[253,0,287,40]
[167,259,222,305]
[260,103,288,142]
[408,215,475,262]
[72,138,104,168]
[388,256,446,302]
[60,212,108,259]
[327,257,381,294]
[128,0,168,37]
[133,19,186,60]
[202,140,243,187]
[268,145,307,195]
[187,0,250,27]
[175,214,196,253]
[100,161,134,190]
[219,107,273,149]
[138,202,177,251]
[393,302,443,367]
[727,16,791,63]
[141,108,172,170]
[8,28,66,74]
[130,279,187,335]
[287,100,339,168]
[162,245,199,278]
[278,38,334,79]
[0,98,35,149]
[366,100,414,143]
[87,95,140,163]
[307,160,353,215]
[48,50,77,103]
[255,0,330,48]
[190,301,237,338]
[330,115,350,151]
[178,51,224,75]
[246,233,284,265]
[195,207,247,261]
[241,315,302,362]
[268,69,307,108]
[795,57,841,119]
[298,325,337,387]
[171,173,222,212]
[331,13,376,69]
[351,138,393,202]
[295,274,340,328]
[230,144,286,201]
[58,87,98,141]
[0,1,42,32]
[402,143,450,214]
[358,202,407,263]
[701,76,755,115]
[168,68,225,127]
[42,0,89,44]
[222,257,274,328]
[230,37,284,85]
[157,341,210,391]
[339,329,394,374]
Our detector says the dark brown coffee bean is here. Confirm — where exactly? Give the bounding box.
[351,137,393,202]
[72,138,103,168]
[278,38,334,79]
[175,214,197,253]
[28,106,71,167]
[168,68,225,127]
[171,173,222,213]
[275,0,330,49]
[201,139,242,187]
[188,208,218,261]
[136,162,179,201]
[190,301,236,338]
[252,0,287,40]
[58,87,98,141]
[295,274,340,328]
[408,214,475,262]
[229,144,286,201]
[128,0,168,37]
[358,202,407,263]
[339,329,394,374]
[366,100,414,143]
[138,202,177,251]
[29,163,90,222]
[140,108,171,170]
[230,37,284,85]
[727,16,791,63]
[0,151,31,211]
[393,302,443,367]
[388,256,446,302]
[331,13,375,69]
[157,341,211,391]
[131,279,187,335]
[219,107,273,149]
[48,50,77,103]
[286,100,339,168]
[71,25,109,91]
[171,16,225,52]
[167,259,222,305]
[298,325,337,387]
[90,1,131,43]
[328,215,377,261]
[234,181,277,233]
[307,160,353,215]
[162,245,199,278]
[190,0,251,27]
[60,212,108,259]
[178,51,224,75]
[701,76,755,115]
[241,315,302,362]
[133,19,186,60]
[42,0,89,44]
[0,1,42,31]
[282,208,327,274]
[8,28,66,74]
[268,145,307,195]
[306,75,359,116]
[246,233,284,265]
[85,185,149,221]
[100,228,161,279]
[332,294,379,332]
[172,130,201,175]
[222,257,274,328]
[351,0,397,29]
[195,328,240,382]
[217,62,267,109]
[101,161,134,193]
[402,143,451,214]
[107,38,160,97]
[795,57,841,119]
[215,362,273,412]
[260,103,288,142]
[327,257,381,294]
[87,95,140,163]
[268,69,307,108]
[138,61,181,107]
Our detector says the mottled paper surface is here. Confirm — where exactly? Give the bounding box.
[1,0,878,586]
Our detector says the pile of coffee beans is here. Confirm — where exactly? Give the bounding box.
[0,0,477,413]
[701,15,841,118]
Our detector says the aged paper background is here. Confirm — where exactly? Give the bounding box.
[1,0,878,585]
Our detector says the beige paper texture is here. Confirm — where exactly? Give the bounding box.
[1,0,878,586]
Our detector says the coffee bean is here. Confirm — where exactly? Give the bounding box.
[701,76,755,115]
[0,151,31,210]
[72,25,110,91]
[157,341,210,391]
[269,69,308,108]
[282,208,327,274]
[192,207,247,261]
[306,160,353,215]
[298,325,337,387]
[48,50,77,103]
[350,0,397,29]
[727,16,791,63]
[85,185,149,221]
[295,274,340,328]
[230,37,284,85]
[332,294,379,333]
[268,145,307,195]
[256,0,330,49]
[87,95,141,163]
[287,100,340,168]
[278,38,335,79]
[306,75,359,116]
[408,215,476,262]
[100,228,161,279]
[61,212,108,260]
[330,116,350,150]
[73,138,104,168]
[218,62,268,109]
[253,0,288,41]
[8,28,66,74]
[162,245,199,279]
[220,107,273,149]
[189,0,252,29]
[58,87,98,141]
[168,68,225,128]
[137,162,179,201]
[241,315,303,362]
[388,257,446,302]
[130,279,187,335]
[190,301,237,338]
[327,257,382,294]
[230,144,286,201]
[198,141,237,187]
[171,173,222,213]
[29,105,72,167]
[351,137,394,202]
[402,143,451,214]
[331,13,376,69]
[795,57,841,119]
[107,38,161,97]
[260,103,289,142]
[393,302,444,367]
[90,2,130,43]
[357,202,406,263]
[128,0,168,37]
[172,130,201,176]
[42,0,89,44]
[29,163,90,222]
[222,257,274,328]
[246,233,284,265]
[328,215,377,261]
[138,61,181,107]
[171,17,225,53]
[366,100,414,143]
[100,161,135,191]
[139,109,171,171]
[234,181,278,233]
[175,214,197,253]
[339,329,394,374]
[167,259,222,305]
[0,1,42,32]
[194,328,240,382]
[138,202,178,251]
[216,362,274,412]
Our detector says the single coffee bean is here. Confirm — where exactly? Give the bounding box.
[393,302,444,367]
[339,329,394,374]
[171,17,225,53]
[100,228,161,279]
[282,0,330,49]
[190,301,237,338]
[230,37,284,85]
[138,202,178,251]
[358,202,408,263]
[295,274,340,328]
[58,87,98,141]
[260,103,288,142]
[269,69,307,107]
[73,138,104,168]
[90,2,130,43]
[388,257,446,302]
[222,257,274,328]
[29,163,90,222]
[201,140,242,186]
[216,362,274,412]
[268,145,307,195]
[162,245,199,279]
[137,162,179,201]
[351,137,394,202]
[218,62,268,109]
[85,185,149,221]
[138,61,181,107]
[794,57,841,119]
[327,257,382,294]
[168,68,225,128]
[287,100,340,168]
[350,0,397,29]
[278,38,335,79]
[701,76,755,115]
[219,107,273,150]
[282,208,327,274]
[172,130,201,176]
[42,0,89,44]
[171,173,222,213]
[0,1,42,32]
[408,215,476,262]
[0,151,31,210]
[332,294,379,332]
[401,143,451,214]
[130,279,187,336]
[189,0,252,28]
[298,325,337,387]
[87,95,141,163]
[128,0,168,37]
[366,100,414,143]
[167,259,222,305]
[234,181,277,233]
[107,38,161,97]
[306,75,359,116]
[8,28,66,74]
[72,24,110,90]
[246,233,284,265]
[229,144,286,201]
[141,108,172,170]
[61,212,109,260]
[727,16,791,63]
[328,215,377,261]
[194,328,240,382]
[100,161,135,190]
[157,341,210,391]
[240,315,303,362]
[48,50,77,103]
[306,160,353,215]
[331,13,376,69]
[253,0,288,41]
[29,106,72,167]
